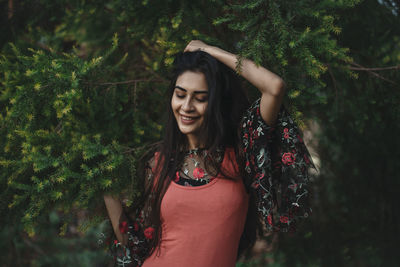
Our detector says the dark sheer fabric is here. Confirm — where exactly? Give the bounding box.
[240,98,316,232]
[106,98,316,266]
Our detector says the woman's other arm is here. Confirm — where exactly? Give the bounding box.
[184,40,286,126]
[103,194,125,243]
[103,154,156,245]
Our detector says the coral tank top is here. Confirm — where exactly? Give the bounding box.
[142,148,249,267]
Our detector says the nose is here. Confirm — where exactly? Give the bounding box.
[181,97,194,112]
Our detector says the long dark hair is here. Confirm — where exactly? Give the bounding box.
[130,50,262,261]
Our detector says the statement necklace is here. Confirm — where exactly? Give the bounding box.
[176,147,224,184]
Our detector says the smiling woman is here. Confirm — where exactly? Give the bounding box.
[103,40,316,267]
[172,71,209,149]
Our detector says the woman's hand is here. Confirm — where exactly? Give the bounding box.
[183,40,212,53]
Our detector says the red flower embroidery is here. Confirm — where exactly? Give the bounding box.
[193,167,205,179]
[297,134,303,143]
[282,152,296,165]
[175,171,180,182]
[144,227,155,240]
[284,133,290,139]
[280,216,289,224]
[251,181,260,189]
[267,214,273,225]
[119,221,129,234]
[283,128,289,133]
[133,222,139,232]
[114,239,119,245]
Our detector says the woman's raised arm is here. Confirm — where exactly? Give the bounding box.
[184,40,285,126]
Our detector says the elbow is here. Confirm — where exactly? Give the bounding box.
[270,78,286,97]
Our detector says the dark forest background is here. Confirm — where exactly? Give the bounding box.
[0,0,399,266]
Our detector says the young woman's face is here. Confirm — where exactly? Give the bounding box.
[171,71,209,147]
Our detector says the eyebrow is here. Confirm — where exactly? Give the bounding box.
[174,86,208,94]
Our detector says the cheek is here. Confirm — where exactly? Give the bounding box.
[197,104,207,118]
[199,104,208,117]
[171,96,179,113]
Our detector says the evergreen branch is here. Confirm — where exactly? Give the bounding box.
[121,145,144,155]
[131,64,170,83]
[122,147,136,154]
[54,121,63,134]
[22,237,46,256]
[20,36,62,55]
[120,143,155,155]
[348,64,400,71]
[348,62,397,85]
[327,64,338,101]
[83,78,166,86]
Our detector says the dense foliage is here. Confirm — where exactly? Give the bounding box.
[0,0,398,266]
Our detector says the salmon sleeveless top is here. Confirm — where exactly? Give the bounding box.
[142,148,250,267]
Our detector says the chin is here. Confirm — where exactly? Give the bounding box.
[178,126,198,135]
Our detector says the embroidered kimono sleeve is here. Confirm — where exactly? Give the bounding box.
[109,165,157,266]
[240,98,316,233]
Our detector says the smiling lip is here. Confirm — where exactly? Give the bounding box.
[180,115,199,125]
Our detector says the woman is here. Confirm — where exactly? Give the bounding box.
[103,40,315,266]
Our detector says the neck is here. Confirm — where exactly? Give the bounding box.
[186,134,203,150]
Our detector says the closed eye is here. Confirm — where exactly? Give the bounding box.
[174,90,207,102]
[196,98,207,103]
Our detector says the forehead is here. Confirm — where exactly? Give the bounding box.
[175,71,208,92]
